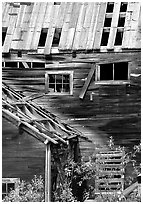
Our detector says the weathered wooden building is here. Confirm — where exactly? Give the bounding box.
[2,1,141,200]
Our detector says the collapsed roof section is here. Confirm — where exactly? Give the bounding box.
[2,82,84,145]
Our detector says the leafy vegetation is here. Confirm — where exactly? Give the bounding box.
[3,138,141,202]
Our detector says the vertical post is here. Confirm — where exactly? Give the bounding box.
[45,142,51,202]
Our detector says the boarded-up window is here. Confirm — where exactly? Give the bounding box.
[2,27,7,46]
[2,178,20,200]
[52,28,62,47]
[45,71,73,95]
[38,28,48,47]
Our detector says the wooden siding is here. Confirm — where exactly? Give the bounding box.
[2,51,141,159]
[2,2,141,53]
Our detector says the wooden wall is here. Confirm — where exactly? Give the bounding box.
[2,2,141,54]
[2,118,45,180]
[3,51,141,159]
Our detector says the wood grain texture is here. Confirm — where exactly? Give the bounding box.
[2,2,141,52]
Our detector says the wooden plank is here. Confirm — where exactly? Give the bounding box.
[42,3,54,28]
[135,6,141,48]
[107,2,121,49]
[56,2,67,28]
[128,3,141,48]
[122,2,134,48]
[3,7,18,53]
[93,2,107,49]
[30,3,45,50]
[66,3,81,50]
[72,2,85,50]
[25,3,46,50]
[86,2,100,50]
[79,64,96,99]
[2,3,11,27]
[79,3,94,49]
[58,2,73,50]
[22,62,29,68]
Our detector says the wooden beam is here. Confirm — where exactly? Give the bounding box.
[22,62,29,68]
[79,63,96,99]
[45,143,51,202]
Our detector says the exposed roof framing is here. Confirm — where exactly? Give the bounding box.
[2,83,84,144]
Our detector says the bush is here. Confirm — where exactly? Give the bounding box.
[3,140,141,202]
[3,175,44,202]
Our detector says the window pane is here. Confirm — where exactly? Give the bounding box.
[118,16,125,27]
[49,75,55,83]
[56,84,62,92]
[63,84,70,92]
[55,74,62,83]
[100,64,113,80]
[114,30,123,45]
[38,28,48,47]
[7,183,15,193]
[52,28,62,47]
[106,3,114,13]
[63,75,70,83]
[5,62,17,68]
[49,83,55,92]
[114,62,128,80]
[2,183,6,193]
[101,30,110,46]
[104,18,112,27]
[32,62,45,68]
[120,2,128,12]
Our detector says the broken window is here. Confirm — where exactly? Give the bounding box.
[2,178,20,200]
[2,27,7,46]
[106,2,114,13]
[38,28,48,47]
[98,62,129,81]
[45,71,73,95]
[114,29,124,45]
[52,28,62,47]
[120,2,128,12]
[101,29,110,46]
[117,16,125,27]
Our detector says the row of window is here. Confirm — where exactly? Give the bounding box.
[101,2,128,46]
[45,62,129,95]
[2,61,129,95]
[2,61,45,68]
[2,2,128,49]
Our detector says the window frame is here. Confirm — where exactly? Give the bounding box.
[45,70,74,95]
[95,62,130,85]
[2,178,20,199]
